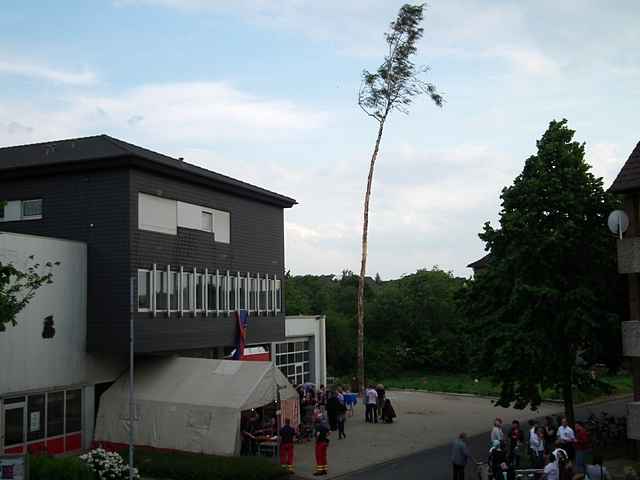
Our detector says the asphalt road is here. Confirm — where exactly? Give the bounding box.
[340,396,630,480]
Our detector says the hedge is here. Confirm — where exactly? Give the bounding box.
[130,449,289,480]
[30,455,96,480]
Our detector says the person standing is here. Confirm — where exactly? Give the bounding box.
[365,385,379,423]
[375,384,386,419]
[574,421,591,474]
[508,420,524,468]
[530,427,545,468]
[279,418,296,473]
[585,455,610,480]
[543,416,557,453]
[491,418,504,445]
[451,432,472,480]
[326,391,339,431]
[557,417,576,460]
[336,397,347,439]
[317,384,327,407]
[314,422,330,476]
[543,452,559,480]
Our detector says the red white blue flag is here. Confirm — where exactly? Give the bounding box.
[232,310,249,360]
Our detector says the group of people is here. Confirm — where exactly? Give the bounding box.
[279,381,398,475]
[451,415,611,480]
[364,383,397,424]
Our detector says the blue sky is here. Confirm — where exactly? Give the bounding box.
[1,0,639,278]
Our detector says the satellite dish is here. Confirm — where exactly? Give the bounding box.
[608,210,629,239]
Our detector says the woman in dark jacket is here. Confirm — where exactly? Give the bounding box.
[325,391,339,431]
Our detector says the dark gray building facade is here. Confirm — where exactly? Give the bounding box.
[0,135,296,354]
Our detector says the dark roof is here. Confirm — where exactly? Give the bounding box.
[466,253,491,270]
[609,141,640,194]
[0,135,297,208]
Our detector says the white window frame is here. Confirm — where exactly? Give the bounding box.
[179,266,184,315]
[275,277,282,313]
[21,199,43,220]
[204,268,209,316]
[195,269,205,314]
[137,269,151,312]
[216,269,221,316]
[256,274,261,315]
[226,270,231,315]
[169,267,179,314]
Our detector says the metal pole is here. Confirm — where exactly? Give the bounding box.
[129,276,135,480]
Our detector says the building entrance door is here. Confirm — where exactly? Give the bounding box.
[2,399,25,454]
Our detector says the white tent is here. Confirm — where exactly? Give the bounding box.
[94,357,298,456]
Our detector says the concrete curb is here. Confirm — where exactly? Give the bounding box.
[388,388,633,407]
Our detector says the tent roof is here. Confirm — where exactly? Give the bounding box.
[108,357,298,410]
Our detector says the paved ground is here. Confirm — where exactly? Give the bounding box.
[340,395,631,480]
[290,390,563,479]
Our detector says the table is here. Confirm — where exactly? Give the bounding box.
[343,393,358,407]
[257,440,278,458]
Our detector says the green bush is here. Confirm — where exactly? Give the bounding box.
[129,449,289,480]
[30,455,96,480]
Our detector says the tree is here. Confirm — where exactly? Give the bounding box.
[0,259,58,334]
[461,120,621,424]
[356,3,443,391]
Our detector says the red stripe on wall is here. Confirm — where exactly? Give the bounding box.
[66,433,82,452]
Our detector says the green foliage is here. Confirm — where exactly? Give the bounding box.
[0,255,59,331]
[30,455,96,480]
[359,3,442,121]
[130,448,289,480]
[286,267,468,376]
[460,119,623,418]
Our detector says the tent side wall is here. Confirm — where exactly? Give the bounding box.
[95,384,242,456]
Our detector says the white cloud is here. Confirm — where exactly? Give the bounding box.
[0,58,96,85]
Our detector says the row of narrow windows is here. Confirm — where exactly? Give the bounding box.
[137,266,282,315]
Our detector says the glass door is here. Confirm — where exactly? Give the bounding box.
[3,398,26,454]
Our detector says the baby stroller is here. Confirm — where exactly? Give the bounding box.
[381,398,397,423]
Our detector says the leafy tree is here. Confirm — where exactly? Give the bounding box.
[461,120,621,424]
[0,260,56,331]
[0,200,59,331]
[356,3,443,392]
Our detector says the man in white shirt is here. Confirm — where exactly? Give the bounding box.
[491,418,504,445]
[557,417,576,460]
[365,385,378,423]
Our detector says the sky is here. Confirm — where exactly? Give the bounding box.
[1,1,639,279]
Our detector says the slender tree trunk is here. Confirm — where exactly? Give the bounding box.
[357,119,386,394]
[562,369,575,427]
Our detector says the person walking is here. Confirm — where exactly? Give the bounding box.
[451,432,473,480]
[279,418,296,473]
[365,385,378,423]
[336,396,347,439]
[314,422,330,476]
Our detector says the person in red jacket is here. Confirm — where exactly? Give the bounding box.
[574,421,591,474]
[279,418,296,473]
[314,423,330,476]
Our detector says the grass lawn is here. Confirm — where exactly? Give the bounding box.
[371,372,633,404]
[127,448,288,480]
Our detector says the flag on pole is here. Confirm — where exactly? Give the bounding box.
[232,310,249,360]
